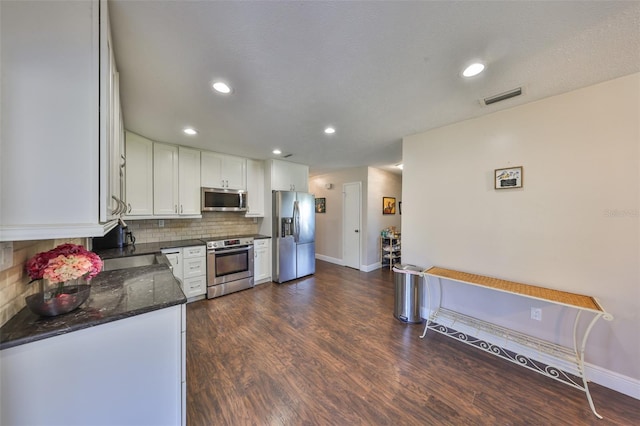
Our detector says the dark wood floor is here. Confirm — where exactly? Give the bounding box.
[186,261,639,425]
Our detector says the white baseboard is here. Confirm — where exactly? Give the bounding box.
[315,255,382,273]
[420,307,639,400]
[315,254,344,266]
[361,262,381,272]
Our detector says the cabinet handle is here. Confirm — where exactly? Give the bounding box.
[175,205,178,213]
[127,203,132,213]
[181,205,183,214]
[112,195,124,215]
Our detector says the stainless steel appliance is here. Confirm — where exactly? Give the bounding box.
[201,187,247,212]
[273,191,315,283]
[206,236,254,298]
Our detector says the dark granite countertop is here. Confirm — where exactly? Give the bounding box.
[95,239,207,259]
[95,235,270,259]
[0,264,186,350]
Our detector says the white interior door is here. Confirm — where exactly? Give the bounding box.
[343,182,361,270]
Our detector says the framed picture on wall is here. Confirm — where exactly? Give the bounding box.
[495,166,523,189]
[315,197,326,213]
[382,197,396,214]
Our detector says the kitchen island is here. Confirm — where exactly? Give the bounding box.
[0,262,187,426]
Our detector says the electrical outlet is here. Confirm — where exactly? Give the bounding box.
[0,242,13,272]
[530,307,542,321]
[158,219,165,228]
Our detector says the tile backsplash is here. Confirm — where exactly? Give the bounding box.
[0,238,86,327]
[125,212,260,244]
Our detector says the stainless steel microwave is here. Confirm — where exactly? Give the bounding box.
[201,187,247,212]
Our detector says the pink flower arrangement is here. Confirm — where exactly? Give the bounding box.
[26,243,103,284]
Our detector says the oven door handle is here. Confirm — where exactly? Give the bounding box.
[209,245,253,254]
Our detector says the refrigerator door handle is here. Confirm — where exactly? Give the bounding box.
[293,200,300,242]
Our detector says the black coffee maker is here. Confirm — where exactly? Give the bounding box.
[92,220,135,249]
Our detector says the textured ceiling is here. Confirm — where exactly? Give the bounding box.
[109,1,640,176]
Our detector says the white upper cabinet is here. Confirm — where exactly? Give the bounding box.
[100,0,125,222]
[0,0,118,241]
[245,159,265,217]
[270,159,309,192]
[201,152,246,191]
[154,143,180,216]
[125,132,154,216]
[125,139,201,218]
[178,147,201,215]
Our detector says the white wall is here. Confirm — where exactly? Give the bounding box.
[310,168,368,264]
[366,168,402,267]
[402,73,639,381]
[310,167,402,270]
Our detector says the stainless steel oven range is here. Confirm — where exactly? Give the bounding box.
[206,236,254,299]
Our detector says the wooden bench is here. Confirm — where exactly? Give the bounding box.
[420,266,613,418]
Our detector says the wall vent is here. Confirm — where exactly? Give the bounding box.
[482,87,522,106]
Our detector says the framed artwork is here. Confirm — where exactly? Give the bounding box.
[382,197,396,215]
[495,166,523,189]
[315,197,326,213]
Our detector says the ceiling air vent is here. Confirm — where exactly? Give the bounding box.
[482,87,522,106]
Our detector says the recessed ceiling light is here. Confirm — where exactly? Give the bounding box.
[272,149,282,155]
[212,81,232,94]
[183,127,198,135]
[324,127,336,135]
[462,63,485,77]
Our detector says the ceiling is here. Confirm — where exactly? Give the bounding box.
[109,1,639,176]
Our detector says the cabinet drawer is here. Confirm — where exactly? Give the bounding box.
[183,257,206,279]
[183,276,206,298]
[183,245,206,259]
[254,239,269,248]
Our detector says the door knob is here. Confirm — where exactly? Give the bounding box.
[355,230,359,233]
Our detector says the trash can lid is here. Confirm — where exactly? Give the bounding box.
[392,264,425,275]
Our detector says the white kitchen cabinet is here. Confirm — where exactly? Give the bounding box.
[254,238,272,284]
[178,147,201,215]
[125,139,201,219]
[0,0,119,241]
[164,245,207,300]
[162,248,184,283]
[100,4,126,222]
[0,306,185,426]
[269,159,309,192]
[201,151,246,190]
[125,131,154,216]
[246,159,265,217]
[154,143,180,216]
[182,245,207,299]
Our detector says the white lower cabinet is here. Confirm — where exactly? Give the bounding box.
[163,245,207,301]
[0,306,185,426]
[254,238,272,284]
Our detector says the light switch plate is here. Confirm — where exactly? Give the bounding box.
[0,242,13,272]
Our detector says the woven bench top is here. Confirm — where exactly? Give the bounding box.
[425,267,604,313]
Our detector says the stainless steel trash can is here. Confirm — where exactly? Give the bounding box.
[393,264,425,323]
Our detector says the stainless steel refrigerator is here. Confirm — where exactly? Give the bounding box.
[273,190,316,283]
